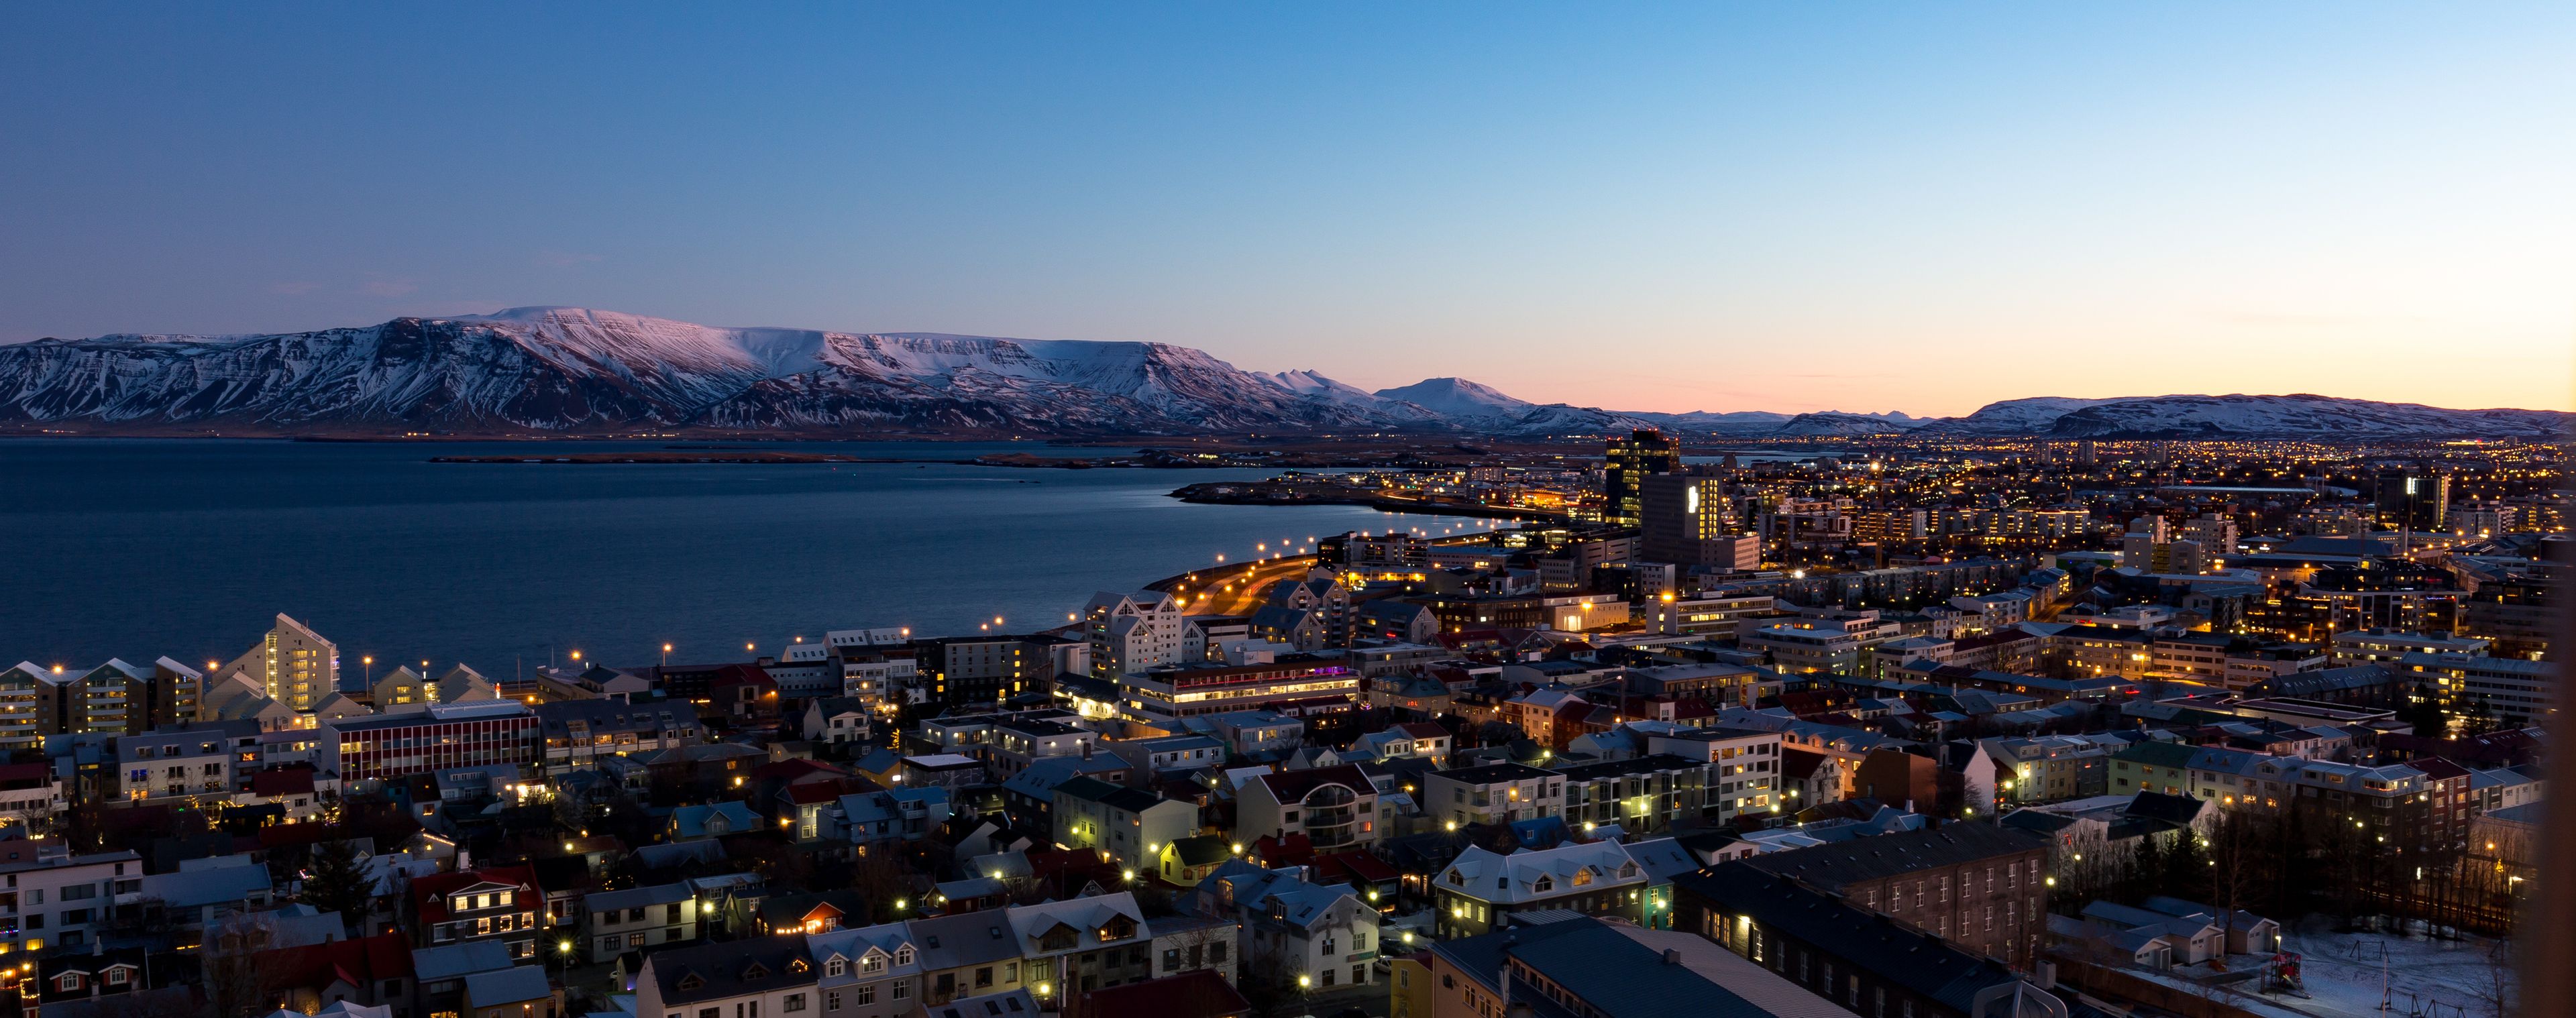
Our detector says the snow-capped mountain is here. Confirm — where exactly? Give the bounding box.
[0,308,2560,439]
[2036,394,2569,439]
[1770,411,1919,437]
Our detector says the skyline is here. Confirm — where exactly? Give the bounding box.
[5,4,2573,416]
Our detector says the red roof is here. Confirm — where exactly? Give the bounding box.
[0,763,52,788]
[1393,722,1448,740]
[1313,850,1397,884]
[1067,968,1248,1018]
[250,766,317,797]
[711,663,777,689]
[262,931,414,992]
[412,864,542,924]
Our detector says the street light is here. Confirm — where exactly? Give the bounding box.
[662,642,673,667]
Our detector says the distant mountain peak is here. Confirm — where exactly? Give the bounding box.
[1,309,2559,439]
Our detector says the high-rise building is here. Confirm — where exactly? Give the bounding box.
[1638,473,1759,571]
[2375,470,2451,531]
[1602,429,1680,527]
[222,613,338,712]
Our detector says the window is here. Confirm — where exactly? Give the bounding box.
[863,954,885,974]
[826,958,846,977]
[894,946,914,966]
[825,992,841,1013]
[892,984,910,1001]
[783,995,806,1013]
[856,986,876,1005]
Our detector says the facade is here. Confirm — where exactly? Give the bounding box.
[1639,474,1759,571]
[920,636,1052,709]
[584,882,702,962]
[1603,429,1681,528]
[535,698,703,775]
[1736,822,2049,968]
[1676,862,2060,1018]
[116,719,263,802]
[1743,611,1902,677]
[1084,592,1187,681]
[1644,727,1784,825]
[325,700,540,785]
[0,849,145,953]
[1549,752,1713,835]
[810,923,926,1018]
[1197,861,1379,991]
[1121,655,1358,723]
[637,934,821,1018]
[1431,840,1650,938]
[1238,765,1386,853]
[224,613,340,713]
[412,866,545,960]
[1053,778,1197,868]
[1421,762,1560,830]
[2373,470,2451,531]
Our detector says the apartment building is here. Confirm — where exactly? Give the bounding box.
[1421,762,1560,830]
[323,700,539,785]
[116,719,264,802]
[1644,726,1784,824]
[584,882,702,962]
[1120,655,1359,724]
[1084,591,1187,680]
[0,848,144,952]
[1737,823,2050,968]
[221,614,339,713]
[1237,765,1387,853]
[1741,610,1902,677]
[1550,753,1710,835]
[533,699,703,775]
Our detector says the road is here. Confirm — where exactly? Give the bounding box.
[1152,554,1323,616]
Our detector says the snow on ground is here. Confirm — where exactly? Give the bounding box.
[2276,921,2514,1018]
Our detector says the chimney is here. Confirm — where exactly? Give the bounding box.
[1662,948,1682,966]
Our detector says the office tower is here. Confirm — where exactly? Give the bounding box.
[2374,470,2451,531]
[1603,428,1680,527]
[1640,473,1760,571]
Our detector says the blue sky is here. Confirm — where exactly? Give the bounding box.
[4,3,2569,414]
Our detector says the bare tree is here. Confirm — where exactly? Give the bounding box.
[202,912,282,1018]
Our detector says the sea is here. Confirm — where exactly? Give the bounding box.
[0,439,1513,677]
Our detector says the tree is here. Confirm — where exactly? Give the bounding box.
[300,838,375,931]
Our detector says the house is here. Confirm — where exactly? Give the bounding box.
[809,921,926,1018]
[636,935,820,1018]
[1350,723,1452,767]
[462,965,558,1018]
[842,787,951,853]
[408,941,516,1018]
[1430,840,1649,939]
[1236,765,1386,853]
[1155,836,1237,889]
[1004,892,1155,999]
[1195,860,1379,991]
[252,931,415,1017]
[669,801,761,842]
[583,882,702,962]
[31,948,150,1011]
[754,890,869,936]
[411,866,544,959]
[1052,778,1197,868]
[804,697,875,746]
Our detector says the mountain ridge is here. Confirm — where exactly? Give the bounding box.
[1,307,2561,440]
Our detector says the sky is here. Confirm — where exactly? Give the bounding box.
[3,3,2571,416]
